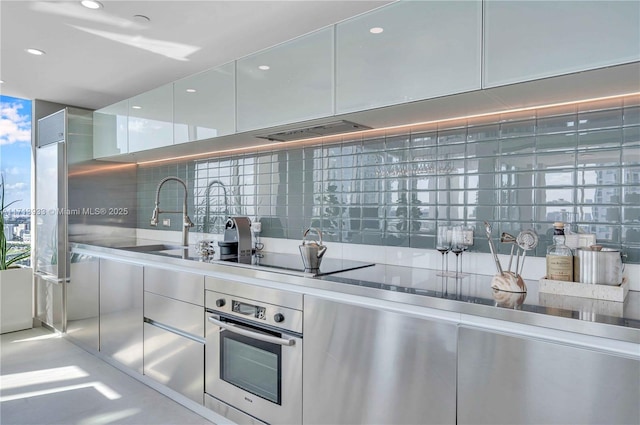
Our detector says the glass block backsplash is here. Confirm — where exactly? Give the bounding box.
[137,96,640,263]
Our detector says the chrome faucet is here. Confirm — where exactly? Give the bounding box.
[150,176,194,246]
[204,180,229,232]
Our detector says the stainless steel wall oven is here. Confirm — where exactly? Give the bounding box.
[205,286,302,425]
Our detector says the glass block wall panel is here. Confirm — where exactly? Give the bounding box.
[135,97,640,263]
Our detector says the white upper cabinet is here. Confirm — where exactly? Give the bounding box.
[174,62,236,144]
[483,1,640,88]
[128,84,173,152]
[93,100,128,158]
[335,1,482,115]
[236,27,334,132]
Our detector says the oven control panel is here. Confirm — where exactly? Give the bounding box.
[206,290,302,334]
[232,300,267,320]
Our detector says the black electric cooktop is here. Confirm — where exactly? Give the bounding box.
[253,252,375,276]
[145,248,375,277]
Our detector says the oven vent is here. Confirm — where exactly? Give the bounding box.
[256,120,372,142]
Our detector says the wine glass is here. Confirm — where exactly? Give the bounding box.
[436,224,451,277]
[450,226,465,278]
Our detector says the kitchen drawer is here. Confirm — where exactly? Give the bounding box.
[144,292,204,338]
[144,267,204,306]
[143,323,204,404]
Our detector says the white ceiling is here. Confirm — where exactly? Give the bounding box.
[0,0,392,110]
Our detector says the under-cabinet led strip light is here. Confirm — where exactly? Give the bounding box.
[68,163,136,177]
[135,91,640,166]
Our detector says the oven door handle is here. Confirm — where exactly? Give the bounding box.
[208,316,296,347]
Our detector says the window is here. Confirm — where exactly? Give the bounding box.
[1,95,32,263]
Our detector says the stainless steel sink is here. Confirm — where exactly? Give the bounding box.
[119,244,187,253]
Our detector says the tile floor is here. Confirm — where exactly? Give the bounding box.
[0,327,213,425]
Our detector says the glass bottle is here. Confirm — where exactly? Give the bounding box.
[546,222,573,281]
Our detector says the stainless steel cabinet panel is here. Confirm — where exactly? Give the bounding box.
[143,323,204,404]
[457,326,640,425]
[204,394,266,425]
[205,277,303,311]
[99,259,143,373]
[37,109,65,146]
[67,253,99,351]
[144,292,204,338]
[303,296,457,425]
[144,267,204,306]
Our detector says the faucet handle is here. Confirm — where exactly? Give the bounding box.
[184,215,194,228]
[150,206,159,226]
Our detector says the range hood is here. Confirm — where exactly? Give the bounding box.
[256,120,372,142]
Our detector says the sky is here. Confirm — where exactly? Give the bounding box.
[0,95,32,210]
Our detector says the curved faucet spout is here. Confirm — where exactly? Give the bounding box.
[204,180,229,232]
[151,176,194,246]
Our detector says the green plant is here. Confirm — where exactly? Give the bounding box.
[0,174,30,270]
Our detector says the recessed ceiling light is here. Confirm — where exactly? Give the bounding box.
[26,48,46,56]
[186,88,197,93]
[80,0,103,10]
[131,105,142,109]
[369,27,384,34]
[258,65,270,71]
